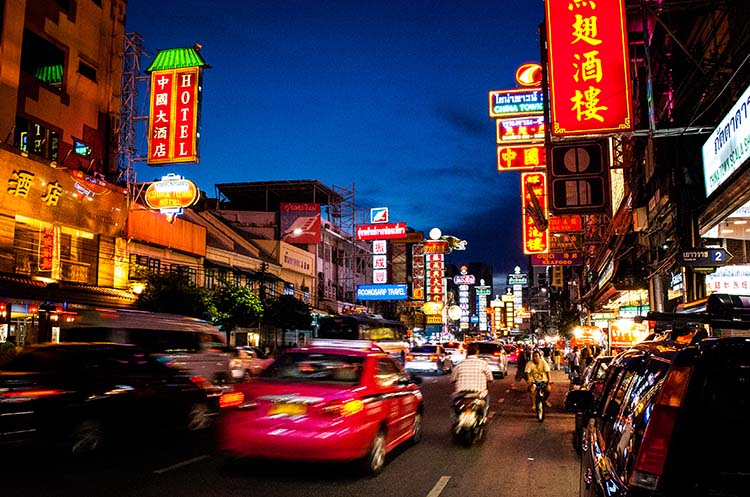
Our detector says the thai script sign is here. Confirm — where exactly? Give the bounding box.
[355,222,407,241]
[488,88,544,118]
[702,83,750,196]
[545,0,633,136]
[496,115,546,144]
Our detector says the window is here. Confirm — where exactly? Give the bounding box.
[20,29,65,89]
[14,116,60,162]
[376,358,401,387]
[77,61,96,82]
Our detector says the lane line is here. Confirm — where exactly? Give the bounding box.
[427,476,451,497]
[153,455,209,474]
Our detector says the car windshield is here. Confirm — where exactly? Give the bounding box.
[259,352,364,384]
[475,343,503,354]
[411,346,437,353]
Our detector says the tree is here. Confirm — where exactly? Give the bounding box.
[136,271,214,319]
[263,295,312,332]
[211,285,264,334]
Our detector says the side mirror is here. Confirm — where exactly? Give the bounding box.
[565,389,594,413]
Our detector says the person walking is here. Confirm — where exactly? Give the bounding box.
[513,345,529,391]
[566,346,580,383]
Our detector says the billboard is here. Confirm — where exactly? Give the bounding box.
[356,222,407,241]
[521,172,550,255]
[488,88,545,119]
[545,0,633,136]
[147,67,201,164]
[280,202,321,244]
[356,284,408,301]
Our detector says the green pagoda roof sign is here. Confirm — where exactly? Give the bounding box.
[145,45,210,73]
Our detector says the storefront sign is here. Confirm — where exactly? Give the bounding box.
[545,0,633,136]
[488,88,544,118]
[355,222,407,240]
[496,115,545,144]
[702,83,750,196]
[531,252,584,266]
[549,215,583,232]
[521,172,550,255]
[356,284,408,300]
[706,265,750,294]
[497,144,546,171]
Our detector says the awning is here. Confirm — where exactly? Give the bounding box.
[0,272,136,308]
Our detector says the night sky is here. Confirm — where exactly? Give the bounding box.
[125,0,546,286]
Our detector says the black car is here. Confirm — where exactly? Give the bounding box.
[0,342,218,456]
[565,334,750,496]
[565,354,612,454]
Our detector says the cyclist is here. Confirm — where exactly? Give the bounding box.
[525,349,552,412]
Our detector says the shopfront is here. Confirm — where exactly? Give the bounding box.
[697,82,750,299]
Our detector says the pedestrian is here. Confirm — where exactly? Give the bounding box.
[566,346,580,383]
[513,345,529,391]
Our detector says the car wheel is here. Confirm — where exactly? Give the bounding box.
[186,402,214,431]
[411,412,423,444]
[361,429,387,476]
[69,418,104,456]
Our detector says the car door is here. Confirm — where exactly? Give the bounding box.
[374,357,415,448]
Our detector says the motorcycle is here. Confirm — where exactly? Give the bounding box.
[451,390,488,446]
[532,380,549,422]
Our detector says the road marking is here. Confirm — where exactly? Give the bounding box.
[153,455,209,474]
[427,476,451,497]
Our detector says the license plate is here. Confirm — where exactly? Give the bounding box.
[268,403,307,416]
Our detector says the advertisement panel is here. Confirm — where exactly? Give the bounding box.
[280,202,321,244]
[356,222,407,241]
[488,88,544,119]
[147,67,201,164]
[545,0,633,136]
[356,284,408,301]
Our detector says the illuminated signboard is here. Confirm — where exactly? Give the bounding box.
[545,0,633,136]
[144,174,200,211]
[355,222,407,241]
[497,144,546,171]
[147,67,201,164]
[515,63,543,87]
[531,251,584,266]
[423,240,450,254]
[496,115,546,144]
[280,202,321,244]
[356,284,408,301]
[521,172,549,255]
[488,88,544,119]
[549,214,583,232]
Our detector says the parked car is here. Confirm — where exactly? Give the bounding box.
[405,344,452,375]
[218,339,424,475]
[440,341,467,364]
[0,342,218,456]
[230,346,275,381]
[474,341,508,378]
[565,354,612,454]
[565,334,750,496]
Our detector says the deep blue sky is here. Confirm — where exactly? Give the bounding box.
[125,0,545,283]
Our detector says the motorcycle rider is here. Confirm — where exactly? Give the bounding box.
[451,342,493,417]
[525,349,552,412]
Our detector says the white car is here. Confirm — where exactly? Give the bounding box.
[473,341,509,378]
[440,341,467,365]
[405,345,453,374]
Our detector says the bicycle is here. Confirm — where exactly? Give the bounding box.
[532,380,549,422]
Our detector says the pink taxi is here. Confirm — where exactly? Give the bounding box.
[218,339,424,475]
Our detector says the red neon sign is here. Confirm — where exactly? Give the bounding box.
[148,67,200,164]
[521,172,549,255]
[497,144,546,171]
[545,0,633,136]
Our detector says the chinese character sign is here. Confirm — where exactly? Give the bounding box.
[545,0,633,136]
[147,67,201,164]
[521,172,550,255]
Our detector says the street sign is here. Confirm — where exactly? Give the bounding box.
[678,248,731,267]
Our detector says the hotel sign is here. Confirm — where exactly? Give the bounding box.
[545,0,633,136]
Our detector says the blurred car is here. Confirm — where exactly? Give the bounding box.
[565,334,750,496]
[230,346,275,381]
[474,341,508,378]
[564,354,612,454]
[0,342,218,455]
[218,339,424,475]
[405,344,452,375]
[503,344,519,364]
[440,341,467,364]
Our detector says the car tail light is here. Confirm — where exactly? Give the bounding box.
[493,352,502,357]
[429,355,439,361]
[631,365,692,490]
[1,389,65,399]
[219,391,245,409]
[321,399,365,417]
[406,354,414,361]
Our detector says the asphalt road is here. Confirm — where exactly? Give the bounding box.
[4,365,581,497]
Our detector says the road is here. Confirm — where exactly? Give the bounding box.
[4,365,581,497]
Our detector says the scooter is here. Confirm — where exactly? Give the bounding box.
[451,390,488,446]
